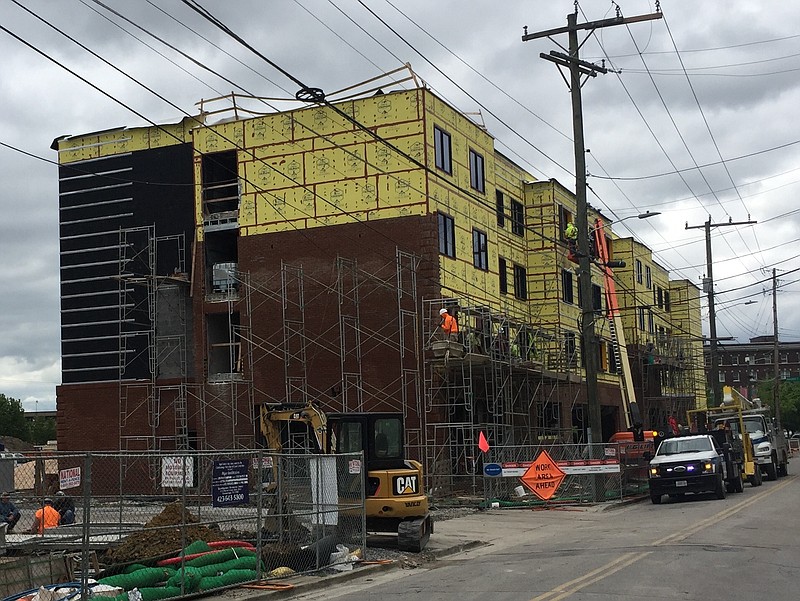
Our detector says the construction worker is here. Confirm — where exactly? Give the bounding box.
[564,222,578,260]
[30,498,60,534]
[439,308,459,341]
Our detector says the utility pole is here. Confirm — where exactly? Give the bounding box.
[523,7,662,444]
[686,216,756,405]
[772,268,782,429]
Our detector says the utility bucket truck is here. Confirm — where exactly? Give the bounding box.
[593,218,645,442]
[686,389,762,488]
[711,387,788,480]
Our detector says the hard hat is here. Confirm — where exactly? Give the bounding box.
[56,491,65,497]
[439,308,448,315]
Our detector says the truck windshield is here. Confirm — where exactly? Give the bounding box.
[715,416,764,437]
[657,437,713,456]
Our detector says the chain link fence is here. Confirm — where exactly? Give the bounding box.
[479,442,653,506]
[1,451,365,600]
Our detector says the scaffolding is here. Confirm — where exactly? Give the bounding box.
[117,226,200,477]
[420,297,582,495]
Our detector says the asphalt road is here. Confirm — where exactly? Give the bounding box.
[281,474,799,601]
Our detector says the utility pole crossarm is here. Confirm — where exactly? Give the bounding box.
[522,12,663,41]
[540,53,598,77]
[686,219,758,230]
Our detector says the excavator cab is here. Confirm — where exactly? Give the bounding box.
[327,412,405,470]
[326,412,432,551]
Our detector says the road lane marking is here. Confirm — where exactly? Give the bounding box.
[653,477,794,546]
[528,476,794,601]
[529,552,640,601]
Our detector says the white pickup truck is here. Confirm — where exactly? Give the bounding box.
[648,433,744,504]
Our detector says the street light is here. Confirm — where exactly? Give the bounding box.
[592,211,660,232]
[615,210,661,223]
[716,300,757,312]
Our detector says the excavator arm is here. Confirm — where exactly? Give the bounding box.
[259,403,331,453]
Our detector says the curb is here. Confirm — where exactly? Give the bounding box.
[244,539,487,597]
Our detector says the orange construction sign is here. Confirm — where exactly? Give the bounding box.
[520,450,566,501]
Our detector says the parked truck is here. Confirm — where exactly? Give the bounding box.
[648,431,744,504]
[713,387,789,480]
[685,389,763,488]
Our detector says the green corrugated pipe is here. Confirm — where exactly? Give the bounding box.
[99,567,176,589]
[198,569,258,591]
[182,540,212,555]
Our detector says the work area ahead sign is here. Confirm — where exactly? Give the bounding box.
[520,450,566,500]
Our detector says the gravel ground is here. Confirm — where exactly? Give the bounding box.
[361,505,481,567]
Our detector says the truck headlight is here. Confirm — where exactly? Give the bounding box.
[702,462,714,474]
[649,467,659,477]
[755,443,771,455]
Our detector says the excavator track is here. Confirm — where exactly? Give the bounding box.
[397,514,433,552]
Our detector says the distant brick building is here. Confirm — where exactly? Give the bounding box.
[708,336,800,400]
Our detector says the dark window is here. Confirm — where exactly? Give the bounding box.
[495,190,505,227]
[645,266,652,288]
[438,212,455,258]
[499,257,508,294]
[657,287,664,309]
[469,149,485,193]
[202,150,239,215]
[434,126,452,174]
[513,264,527,300]
[559,205,573,242]
[511,199,525,236]
[635,260,643,284]
[565,331,577,368]
[664,291,671,312]
[561,269,574,304]
[648,309,655,333]
[592,284,602,313]
[608,342,618,373]
[472,229,488,270]
[638,307,646,331]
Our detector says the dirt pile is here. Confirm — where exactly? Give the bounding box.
[106,501,224,565]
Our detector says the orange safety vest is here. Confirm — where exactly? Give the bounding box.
[441,313,458,335]
[34,505,60,533]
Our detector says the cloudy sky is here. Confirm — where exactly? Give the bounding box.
[1,0,798,410]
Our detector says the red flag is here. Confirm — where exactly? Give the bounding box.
[478,431,490,453]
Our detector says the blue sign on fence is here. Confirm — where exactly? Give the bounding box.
[483,462,503,477]
[211,459,249,507]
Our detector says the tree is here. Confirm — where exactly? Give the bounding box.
[756,380,800,434]
[0,393,29,439]
[29,417,57,445]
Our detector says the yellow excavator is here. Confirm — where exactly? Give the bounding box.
[259,402,433,552]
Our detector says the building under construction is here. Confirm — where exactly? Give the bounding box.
[54,69,704,492]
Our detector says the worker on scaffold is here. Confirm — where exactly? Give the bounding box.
[438,307,459,342]
[564,221,579,262]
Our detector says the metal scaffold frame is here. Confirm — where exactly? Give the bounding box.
[227,249,423,427]
[420,296,583,496]
[118,226,199,463]
[202,268,256,450]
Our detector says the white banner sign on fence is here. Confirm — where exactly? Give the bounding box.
[161,456,194,487]
[59,466,81,490]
